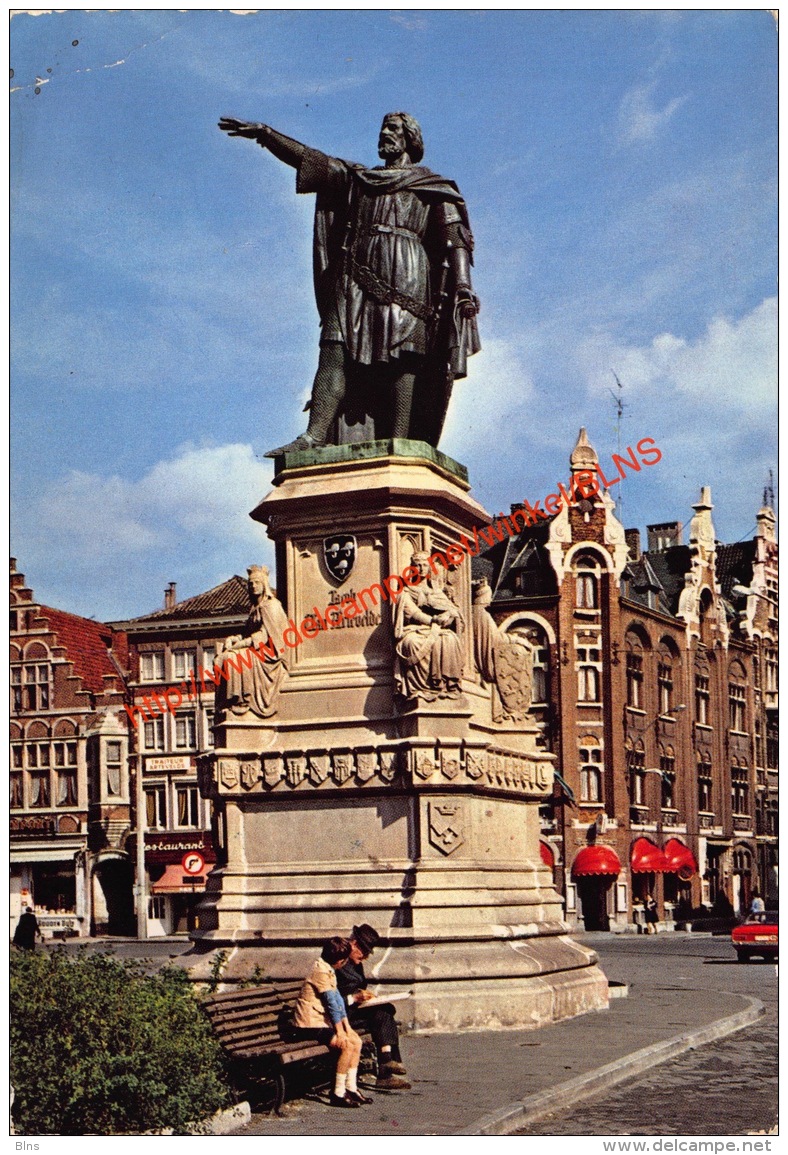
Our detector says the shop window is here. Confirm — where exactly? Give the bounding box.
[148,896,167,920]
[175,714,196,750]
[141,652,165,682]
[176,785,200,828]
[144,717,165,752]
[57,770,78,806]
[29,771,50,808]
[145,786,167,829]
[10,772,24,808]
[579,739,602,802]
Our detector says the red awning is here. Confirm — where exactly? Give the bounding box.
[572,845,621,877]
[151,863,214,893]
[663,839,698,879]
[539,841,555,868]
[630,837,669,873]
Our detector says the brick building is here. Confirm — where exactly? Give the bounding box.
[474,431,778,931]
[112,576,251,936]
[10,559,133,937]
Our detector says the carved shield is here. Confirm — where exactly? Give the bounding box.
[428,802,465,856]
[323,535,356,584]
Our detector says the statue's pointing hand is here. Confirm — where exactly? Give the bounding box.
[218,117,267,142]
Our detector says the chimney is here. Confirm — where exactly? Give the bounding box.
[647,521,683,552]
[625,528,641,562]
[164,582,177,610]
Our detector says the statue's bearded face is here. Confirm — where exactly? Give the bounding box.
[378,115,407,160]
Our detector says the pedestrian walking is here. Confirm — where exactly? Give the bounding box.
[749,891,766,914]
[12,906,41,950]
[644,893,659,934]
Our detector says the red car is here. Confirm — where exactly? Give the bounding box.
[732,910,779,962]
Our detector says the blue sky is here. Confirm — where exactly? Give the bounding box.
[11,10,777,620]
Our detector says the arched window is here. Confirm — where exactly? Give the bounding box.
[574,552,602,610]
[579,737,603,802]
[627,741,646,805]
[657,639,678,716]
[697,751,712,813]
[728,661,747,733]
[625,629,648,710]
[695,658,711,727]
[659,744,676,810]
[731,758,749,816]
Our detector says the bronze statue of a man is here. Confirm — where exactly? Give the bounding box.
[219,112,480,455]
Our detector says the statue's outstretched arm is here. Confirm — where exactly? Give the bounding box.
[218,118,307,168]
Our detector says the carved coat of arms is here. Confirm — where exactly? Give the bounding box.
[323,535,356,583]
[428,801,465,856]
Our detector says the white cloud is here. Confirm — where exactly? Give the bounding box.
[442,336,536,463]
[16,442,276,618]
[617,82,688,146]
[580,297,777,413]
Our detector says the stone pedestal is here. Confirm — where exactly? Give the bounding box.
[193,441,607,1030]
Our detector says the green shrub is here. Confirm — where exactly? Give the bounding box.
[10,948,231,1135]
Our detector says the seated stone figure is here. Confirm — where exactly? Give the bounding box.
[394,552,464,701]
[218,565,289,718]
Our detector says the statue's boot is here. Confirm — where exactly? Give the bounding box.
[264,432,323,458]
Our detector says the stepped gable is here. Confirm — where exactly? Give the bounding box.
[36,605,123,695]
[129,575,252,624]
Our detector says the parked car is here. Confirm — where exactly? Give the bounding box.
[731,910,778,962]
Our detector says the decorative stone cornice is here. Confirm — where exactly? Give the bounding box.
[197,741,554,798]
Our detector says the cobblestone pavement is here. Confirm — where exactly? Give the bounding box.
[239,933,774,1136]
[517,937,778,1137]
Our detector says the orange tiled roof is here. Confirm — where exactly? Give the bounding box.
[37,606,123,695]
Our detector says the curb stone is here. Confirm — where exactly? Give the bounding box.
[460,994,765,1136]
[142,1101,251,1135]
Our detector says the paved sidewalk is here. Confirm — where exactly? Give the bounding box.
[238,981,761,1136]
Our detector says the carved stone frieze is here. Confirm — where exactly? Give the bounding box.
[263,755,284,788]
[240,757,263,790]
[356,750,378,782]
[308,753,330,785]
[285,755,308,788]
[202,742,551,796]
[332,752,355,785]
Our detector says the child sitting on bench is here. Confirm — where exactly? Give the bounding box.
[292,936,370,1108]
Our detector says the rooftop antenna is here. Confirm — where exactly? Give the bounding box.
[609,370,625,523]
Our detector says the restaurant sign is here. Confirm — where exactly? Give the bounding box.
[139,830,216,865]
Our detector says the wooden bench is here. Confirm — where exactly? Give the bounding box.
[202,980,374,1111]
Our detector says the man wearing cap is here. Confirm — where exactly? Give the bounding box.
[335,924,411,1091]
